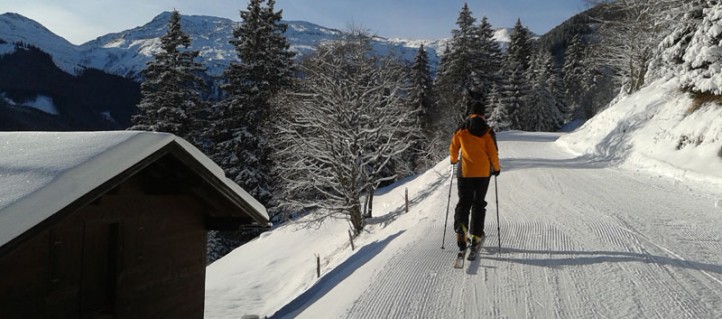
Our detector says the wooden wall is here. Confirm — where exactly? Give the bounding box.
[0,174,208,319]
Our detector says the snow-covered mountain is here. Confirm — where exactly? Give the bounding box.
[0,12,474,79]
[0,13,82,74]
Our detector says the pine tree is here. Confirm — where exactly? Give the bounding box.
[206,0,294,263]
[130,10,208,143]
[407,45,435,171]
[410,45,435,137]
[506,19,534,76]
[563,34,586,119]
[436,4,479,117]
[498,19,534,130]
[210,0,295,206]
[487,83,510,131]
[473,17,503,115]
[501,62,528,130]
[525,50,563,131]
[679,3,722,95]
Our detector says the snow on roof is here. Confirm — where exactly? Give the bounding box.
[0,131,267,247]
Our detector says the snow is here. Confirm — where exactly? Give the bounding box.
[24,95,59,115]
[0,12,82,74]
[557,78,722,186]
[679,4,722,95]
[205,77,722,318]
[0,131,267,248]
[1,12,445,79]
[0,42,14,55]
[0,93,58,114]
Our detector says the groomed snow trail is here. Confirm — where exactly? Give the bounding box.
[273,131,722,319]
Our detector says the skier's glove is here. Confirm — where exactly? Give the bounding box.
[492,169,501,176]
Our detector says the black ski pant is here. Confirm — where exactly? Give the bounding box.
[453,176,491,241]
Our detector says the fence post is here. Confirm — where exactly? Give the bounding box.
[348,230,355,251]
[316,254,321,278]
[405,188,409,213]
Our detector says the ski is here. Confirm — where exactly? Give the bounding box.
[452,249,466,269]
[467,235,486,261]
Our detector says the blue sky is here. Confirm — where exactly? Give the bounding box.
[0,0,590,45]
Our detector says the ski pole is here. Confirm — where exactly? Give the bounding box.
[441,164,455,249]
[495,175,501,253]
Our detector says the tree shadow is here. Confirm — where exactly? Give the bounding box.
[366,168,450,228]
[269,230,405,319]
[481,247,722,276]
[495,130,562,143]
[502,156,610,172]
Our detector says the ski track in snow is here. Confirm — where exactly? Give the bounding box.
[280,132,722,319]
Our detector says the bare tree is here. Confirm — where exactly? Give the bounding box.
[273,32,415,234]
[585,0,694,93]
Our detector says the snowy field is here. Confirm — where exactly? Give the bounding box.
[205,80,722,318]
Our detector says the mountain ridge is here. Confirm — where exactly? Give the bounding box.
[0,11,461,79]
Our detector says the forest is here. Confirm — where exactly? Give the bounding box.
[129,0,721,262]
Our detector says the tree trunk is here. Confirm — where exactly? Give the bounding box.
[365,187,374,218]
[350,201,365,235]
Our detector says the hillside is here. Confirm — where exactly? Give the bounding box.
[0,45,139,130]
[204,60,722,316]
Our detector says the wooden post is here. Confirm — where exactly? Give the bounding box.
[316,254,321,278]
[405,188,409,213]
[348,230,355,251]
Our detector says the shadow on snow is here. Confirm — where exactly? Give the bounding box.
[481,247,722,276]
[269,230,405,319]
[366,167,451,228]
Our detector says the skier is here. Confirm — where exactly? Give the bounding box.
[449,112,501,255]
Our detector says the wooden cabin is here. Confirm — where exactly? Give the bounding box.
[0,132,269,319]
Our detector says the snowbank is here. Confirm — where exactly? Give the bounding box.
[557,79,722,185]
[205,160,455,318]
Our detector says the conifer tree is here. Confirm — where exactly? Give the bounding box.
[130,10,208,143]
[473,16,503,115]
[487,83,511,131]
[409,45,435,137]
[436,4,479,117]
[563,34,587,119]
[497,19,534,130]
[525,50,563,131]
[407,44,435,171]
[210,0,295,206]
[678,3,722,95]
[206,0,294,263]
[505,19,534,76]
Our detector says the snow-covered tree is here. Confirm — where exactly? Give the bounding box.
[563,34,588,119]
[506,19,535,76]
[209,0,295,206]
[206,0,294,263]
[474,16,504,114]
[407,44,435,171]
[584,0,691,94]
[130,10,208,143]
[525,50,564,131]
[409,45,435,136]
[435,4,479,118]
[487,83,511,131]
[677,3,722,95]
[273,33,414,234]
[496,19,534,130]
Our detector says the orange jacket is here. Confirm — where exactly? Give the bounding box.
[449,115,501,178]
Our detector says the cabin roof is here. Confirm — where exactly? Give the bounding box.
[0,131,268,247]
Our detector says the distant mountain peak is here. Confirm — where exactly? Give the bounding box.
[1,11,452,79]
[0,12,81,74]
